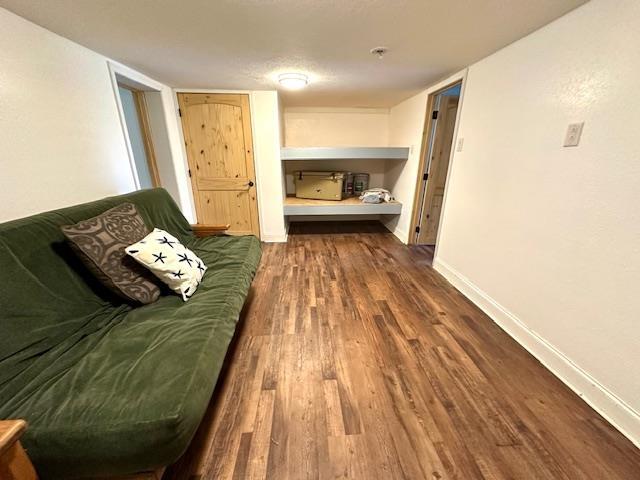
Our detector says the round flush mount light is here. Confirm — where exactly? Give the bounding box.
[278,73,309,90]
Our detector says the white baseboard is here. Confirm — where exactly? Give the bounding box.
[391,226,409,244]
[433,257,640,449]
[261,232,288,243]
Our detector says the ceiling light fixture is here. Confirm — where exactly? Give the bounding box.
[370,47,388,59]
[278,73,309,90]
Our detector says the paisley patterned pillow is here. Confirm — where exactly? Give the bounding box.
[61,203,161,304]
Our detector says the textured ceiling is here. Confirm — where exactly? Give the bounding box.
[0,0,587,107]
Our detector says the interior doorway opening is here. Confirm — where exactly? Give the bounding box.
[411,81,462,246]
[115,84,161,189]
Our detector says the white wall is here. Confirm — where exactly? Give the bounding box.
[386,91,429,242]
[145,91,180,197]
[0,8,192,223]
[144,89,195,222]
[434,0,640,446]
[284,107,389,147]
[251,91,287,242]
[0,8,135,221]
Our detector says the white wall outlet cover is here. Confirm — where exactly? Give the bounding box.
[456,137,464,152]
[563,122,584,147]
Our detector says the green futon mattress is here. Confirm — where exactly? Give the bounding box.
[0,189,261,479]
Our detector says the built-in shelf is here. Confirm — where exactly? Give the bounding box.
[281,146,410,161]
[284,196,402,216]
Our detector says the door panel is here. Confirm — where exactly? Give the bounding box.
[198,191,254,235]
[417,95,459,245]
[424,186,445,242]
[184,103,247,179]
[178,93,260,237]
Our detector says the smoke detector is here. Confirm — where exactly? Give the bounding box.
[370,47,388,59]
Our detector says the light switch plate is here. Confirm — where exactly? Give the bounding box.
[564,122,584,147]
[456,137,464,152]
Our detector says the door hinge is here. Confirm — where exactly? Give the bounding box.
[423,172,429,181]
[415,226,420,233]
[178,108,182,117]
[432,110,439,120]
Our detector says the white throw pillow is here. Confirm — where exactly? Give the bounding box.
[125,228,207,301]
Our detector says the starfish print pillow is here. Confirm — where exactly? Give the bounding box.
[125,228,207,301]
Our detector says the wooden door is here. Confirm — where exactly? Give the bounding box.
[178,93,260,237]
[417,95,459,245]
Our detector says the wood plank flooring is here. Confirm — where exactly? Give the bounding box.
[166,221,640,480]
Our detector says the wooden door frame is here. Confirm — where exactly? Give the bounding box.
[176,92,261,237]
[118,84,162,187]
[408,75,466,246]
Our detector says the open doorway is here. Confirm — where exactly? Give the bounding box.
[108,62,191,220]
[116,84,161,189]
[410,81,462,245]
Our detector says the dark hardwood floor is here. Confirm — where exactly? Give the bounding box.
[166,221,640,479]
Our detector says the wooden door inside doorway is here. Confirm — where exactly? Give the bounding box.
[416,94,459,245]
[178,93,260,237]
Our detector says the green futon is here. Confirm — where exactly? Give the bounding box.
[0,188,262,479]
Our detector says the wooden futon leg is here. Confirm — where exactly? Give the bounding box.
[0,419,168,480]
[0,420,38,480]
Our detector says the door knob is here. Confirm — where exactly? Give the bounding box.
[247,181,254,187]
